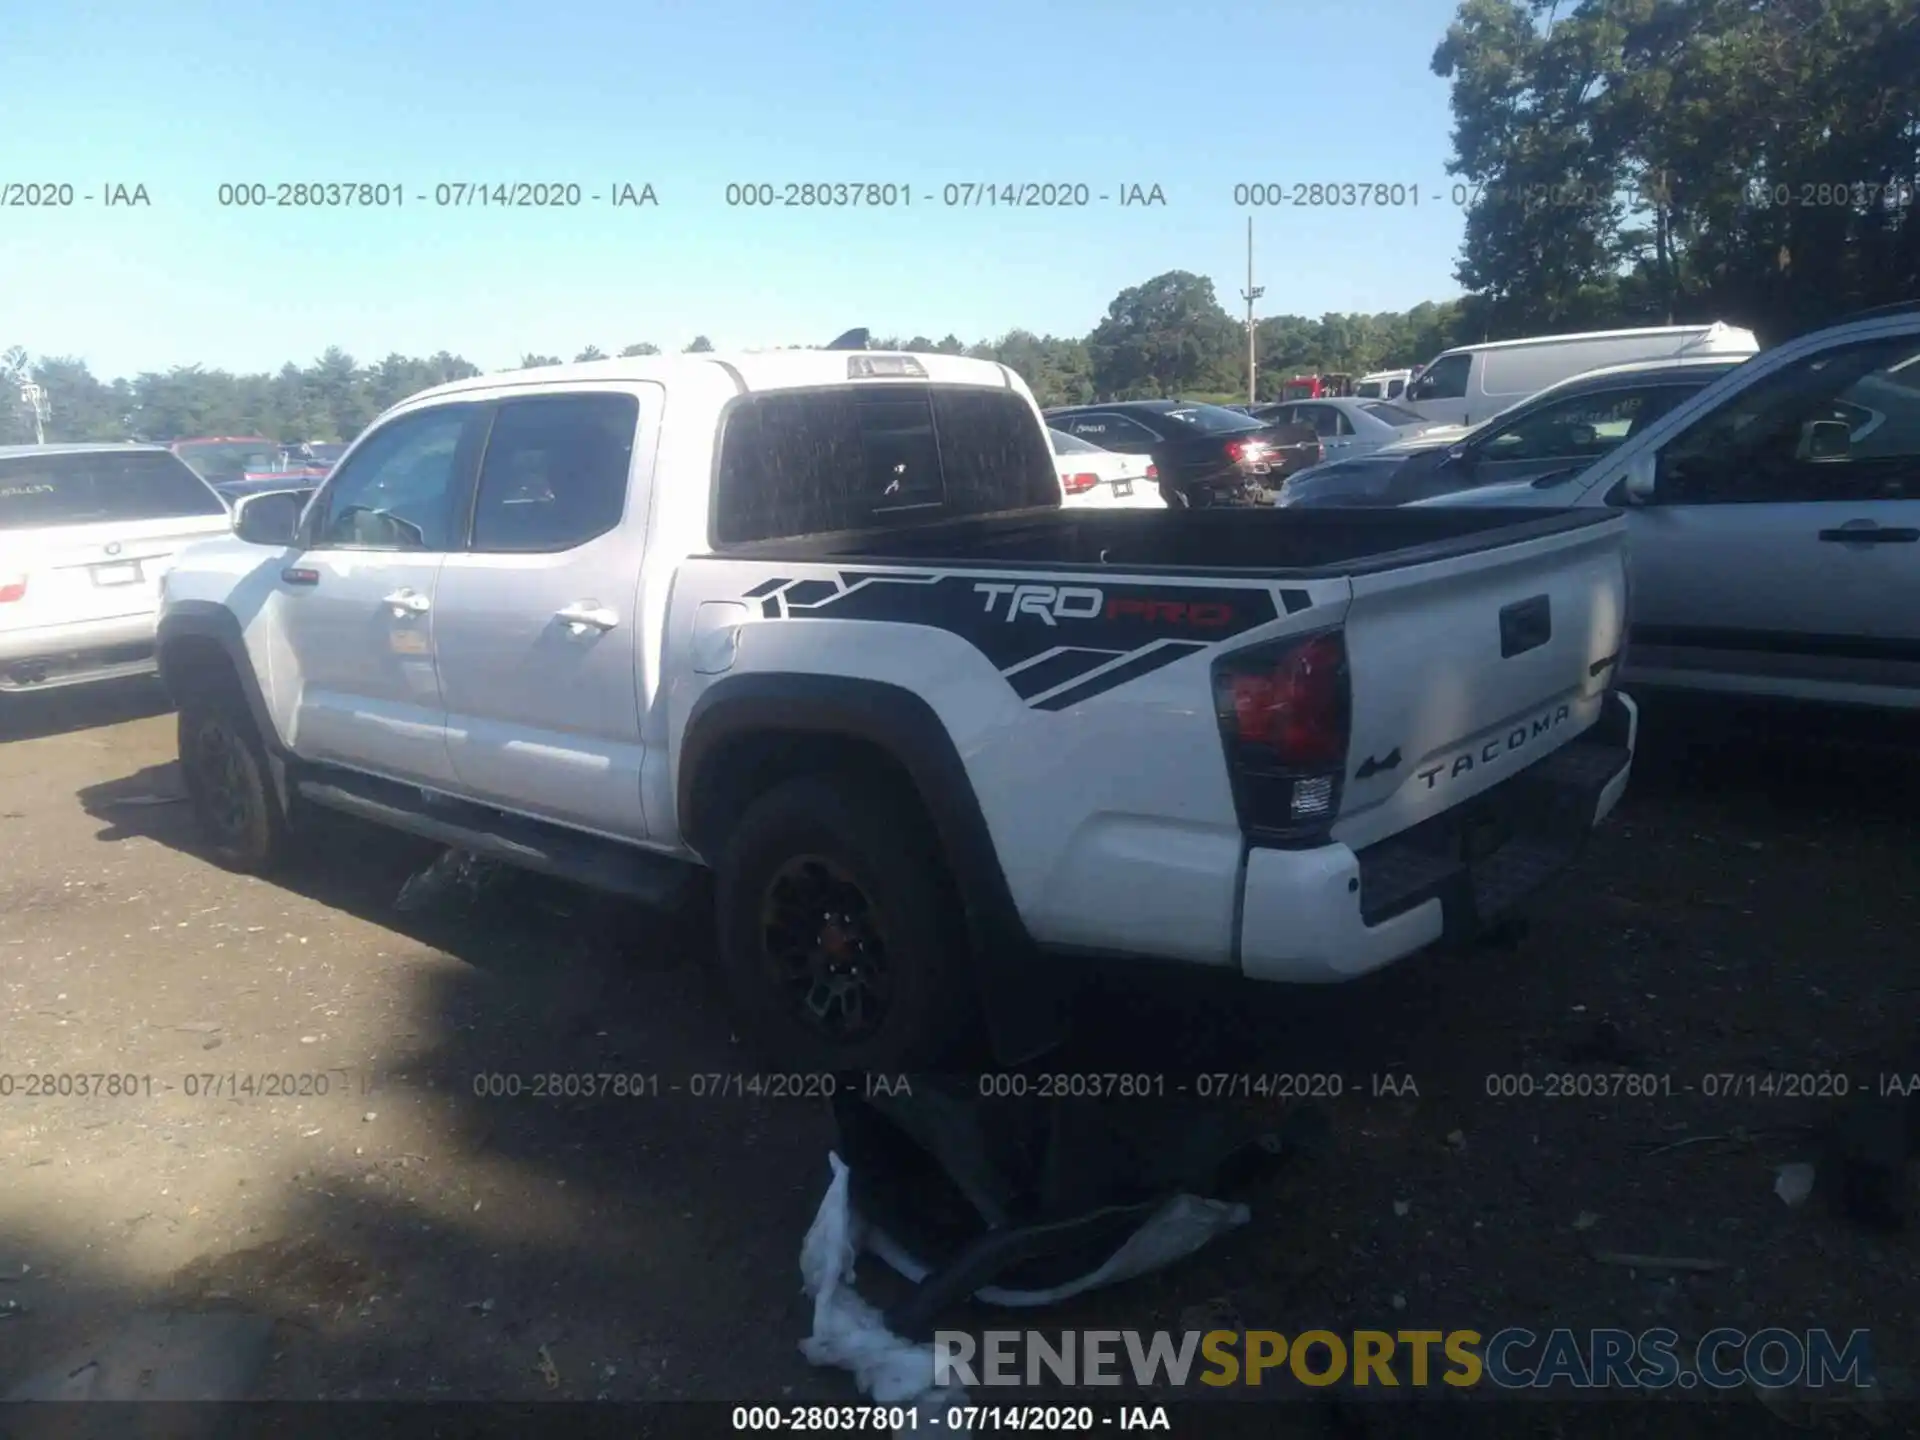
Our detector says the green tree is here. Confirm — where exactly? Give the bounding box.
[575,345,607,362]
[1432,0,1627,334]
[519,354,563,369]
[1087,271,1239,398]
[1434,0,1920,342]
[618,342,660,357]
[684,336,714,353]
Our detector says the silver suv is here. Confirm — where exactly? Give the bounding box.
[0,443,232,693]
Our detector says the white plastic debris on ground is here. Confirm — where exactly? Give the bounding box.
[798,1152,1253,1434]
[800,1154,969,1435]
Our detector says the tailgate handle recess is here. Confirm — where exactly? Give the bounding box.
[1499,594,1552,658]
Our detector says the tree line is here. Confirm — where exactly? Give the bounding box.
[1433,0,1918,341]
[0,290,1469,447]
[5,0,1913,446]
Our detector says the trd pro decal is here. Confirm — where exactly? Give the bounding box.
[742,571,1294,708]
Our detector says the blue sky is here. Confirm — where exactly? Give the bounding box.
[3,0,1470,379]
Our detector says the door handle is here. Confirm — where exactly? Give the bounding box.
[1818,523,1919,544]
[555,602,618,634]
[382,588,431,615]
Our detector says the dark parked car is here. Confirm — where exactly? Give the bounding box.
[1275,356,1749,507]
[1042,400,1320,507]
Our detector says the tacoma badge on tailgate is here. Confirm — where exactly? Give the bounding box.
[1415,703,1573,789]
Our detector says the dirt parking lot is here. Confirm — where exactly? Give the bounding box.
[0,680,1914,1432]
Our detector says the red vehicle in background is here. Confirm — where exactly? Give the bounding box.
[1278,373,1356,401]
[170,436,333,503]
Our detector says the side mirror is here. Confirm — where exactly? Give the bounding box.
[233,489,305,546]
[1805,418,1850,462]
[1620,451,1658,504]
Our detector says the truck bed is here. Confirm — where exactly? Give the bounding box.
[710,504,1617,578]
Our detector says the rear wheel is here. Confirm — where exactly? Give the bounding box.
[714,773,975,1073]
[177,684,291,874]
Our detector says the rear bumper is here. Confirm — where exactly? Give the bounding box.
[1238,691,1637,983]
[0,613,160,691]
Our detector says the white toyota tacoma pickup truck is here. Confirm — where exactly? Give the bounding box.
[155,347,1639,1070]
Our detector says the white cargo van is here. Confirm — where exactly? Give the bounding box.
[1355,369,1412,400]
[1403,323,1759,427]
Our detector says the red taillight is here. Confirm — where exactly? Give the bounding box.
[1227,635,1348,764]
[1213,631,1351,838]
[1062,471,1100,494]
[0,577,25,604]
[1145,463,1158,480]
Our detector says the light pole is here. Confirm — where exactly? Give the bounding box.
[1240,217,1264,404]
[18,383,47,445]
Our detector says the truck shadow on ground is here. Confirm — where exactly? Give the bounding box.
[67,687,1920,1124]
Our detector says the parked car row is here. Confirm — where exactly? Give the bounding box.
[1277,357,1747,508]
[1031,307,1916,722]
[1043,400,1322,507]
[1414,306,1920,715]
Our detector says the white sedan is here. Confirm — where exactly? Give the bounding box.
[1048,428,1167,508]
[1242,397,1452,461]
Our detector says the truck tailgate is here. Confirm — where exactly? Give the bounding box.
[1332,511,1627,852]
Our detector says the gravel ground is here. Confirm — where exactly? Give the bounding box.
[0,680,1913,1434]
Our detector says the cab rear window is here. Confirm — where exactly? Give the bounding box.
[0,451,226,530]
[712,383,1058,544]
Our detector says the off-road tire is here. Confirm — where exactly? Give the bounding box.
[177,681,292,874]
[714,772,976,1073]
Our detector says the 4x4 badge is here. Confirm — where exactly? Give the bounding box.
[1354,747,1402,780]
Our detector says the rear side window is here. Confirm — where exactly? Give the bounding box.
[713,384,1057,544]
[470,394,637,552]
[1163,404,1265,435]
[0,451,225,530]
[1296,405,1352,438]
[1059,412,1160,448]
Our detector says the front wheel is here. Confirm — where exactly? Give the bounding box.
[177,689,292,874]
[714,773,976,1073]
